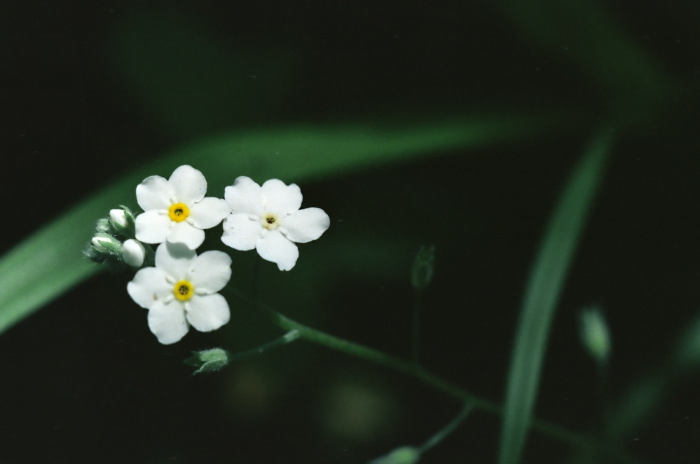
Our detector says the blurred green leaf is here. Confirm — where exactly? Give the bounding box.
[674,312,700,369]
[0,114,566,335]
[607,312,700,439]
[499,0,673,120]
[111,7,297,138]
[607,370,668,441]
[498,126,612,464]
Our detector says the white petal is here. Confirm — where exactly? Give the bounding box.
[257,230,299,271]
[261,179,302,216]
[281,207,330,243]
[148,300,189,344]
[122,239,146,267]
[224,176,264,215]
[221,214,262,251]
[136,175,174,211]
[167,221,205,249]
[186,293,230,332]
[127,267,172,309]
[189,250,232,293]
[169,165,207,203]
[155,242,196,280]
[135,210,172,244]
[189,197,230,229]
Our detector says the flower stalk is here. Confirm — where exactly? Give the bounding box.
[186,330,300,374]
[410,245,435,364]
[226,286,645,464]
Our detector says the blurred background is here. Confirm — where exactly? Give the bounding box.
[2,1,700,463]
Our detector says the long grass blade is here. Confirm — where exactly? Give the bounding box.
[498,0,672,116]
[498,126,613,464]
[607,312,700,440]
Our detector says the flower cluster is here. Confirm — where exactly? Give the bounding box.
[88,165,330,344]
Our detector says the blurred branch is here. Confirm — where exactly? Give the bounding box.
[226,287,647,464]
[498,0,675,125]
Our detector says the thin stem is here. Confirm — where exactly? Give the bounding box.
[226,329,301,363]
[225,287,645,464]
[412,288,422,364]
[250,254,261,304]
[597,357,611,435]
[419,403,473,454]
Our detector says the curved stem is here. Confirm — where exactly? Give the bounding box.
[419,403,473,454]
[226,329,301,362]
[412,288,422,364]
[225,287,645,464]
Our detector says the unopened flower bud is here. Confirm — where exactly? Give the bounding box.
[91,233,122,254]
[185,348,230,375]
[580,306,611,363]
[94,218,111,234]
[121,239,146,267]
[411,245,435,290]
[368,446,421,464]
[110,209,128,227]
[109,206,136,236]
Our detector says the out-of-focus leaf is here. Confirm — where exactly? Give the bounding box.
[0,114,567,335]
[607,312,700,439]
[674,312,700,369]
[499,0,673,119]
[498,127,612,464]
[111,7,297,138]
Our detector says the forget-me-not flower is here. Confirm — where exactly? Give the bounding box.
[134,165,230,250]
[221,177,330,270]
[127,243,232,344]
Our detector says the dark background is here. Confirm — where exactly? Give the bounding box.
[2,1,700,463]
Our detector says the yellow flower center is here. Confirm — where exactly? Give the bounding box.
[262,213,279,230]
[168,203,190,222]
[173,280,194,301]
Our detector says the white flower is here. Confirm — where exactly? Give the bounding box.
[121,239,146,267]
[134,165,230,250]
[127,243,232,345]
[221,176,330,271]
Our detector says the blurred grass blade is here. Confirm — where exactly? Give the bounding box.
[673,312,700,370]
[499,0,672,118]
[608,312,700,439]
[111,7,298,139]
[498,127,613,464]
[0,114,565,335]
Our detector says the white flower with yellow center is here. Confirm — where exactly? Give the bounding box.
[134,165,230,250]
[127,243,232,344]
[221,176,330,271]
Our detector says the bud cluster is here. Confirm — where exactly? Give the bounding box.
[579,305,611,365]
[411,245,436,290]
[184,348,230,375]
[84,206,150,269]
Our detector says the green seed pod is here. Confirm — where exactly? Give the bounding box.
[411,245,435,290]
[579,306,611,364]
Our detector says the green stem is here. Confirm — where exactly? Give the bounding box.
[412,288,422,364]
[419,403,473,453]
[226,287,645,464]
[226,329,301,363]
